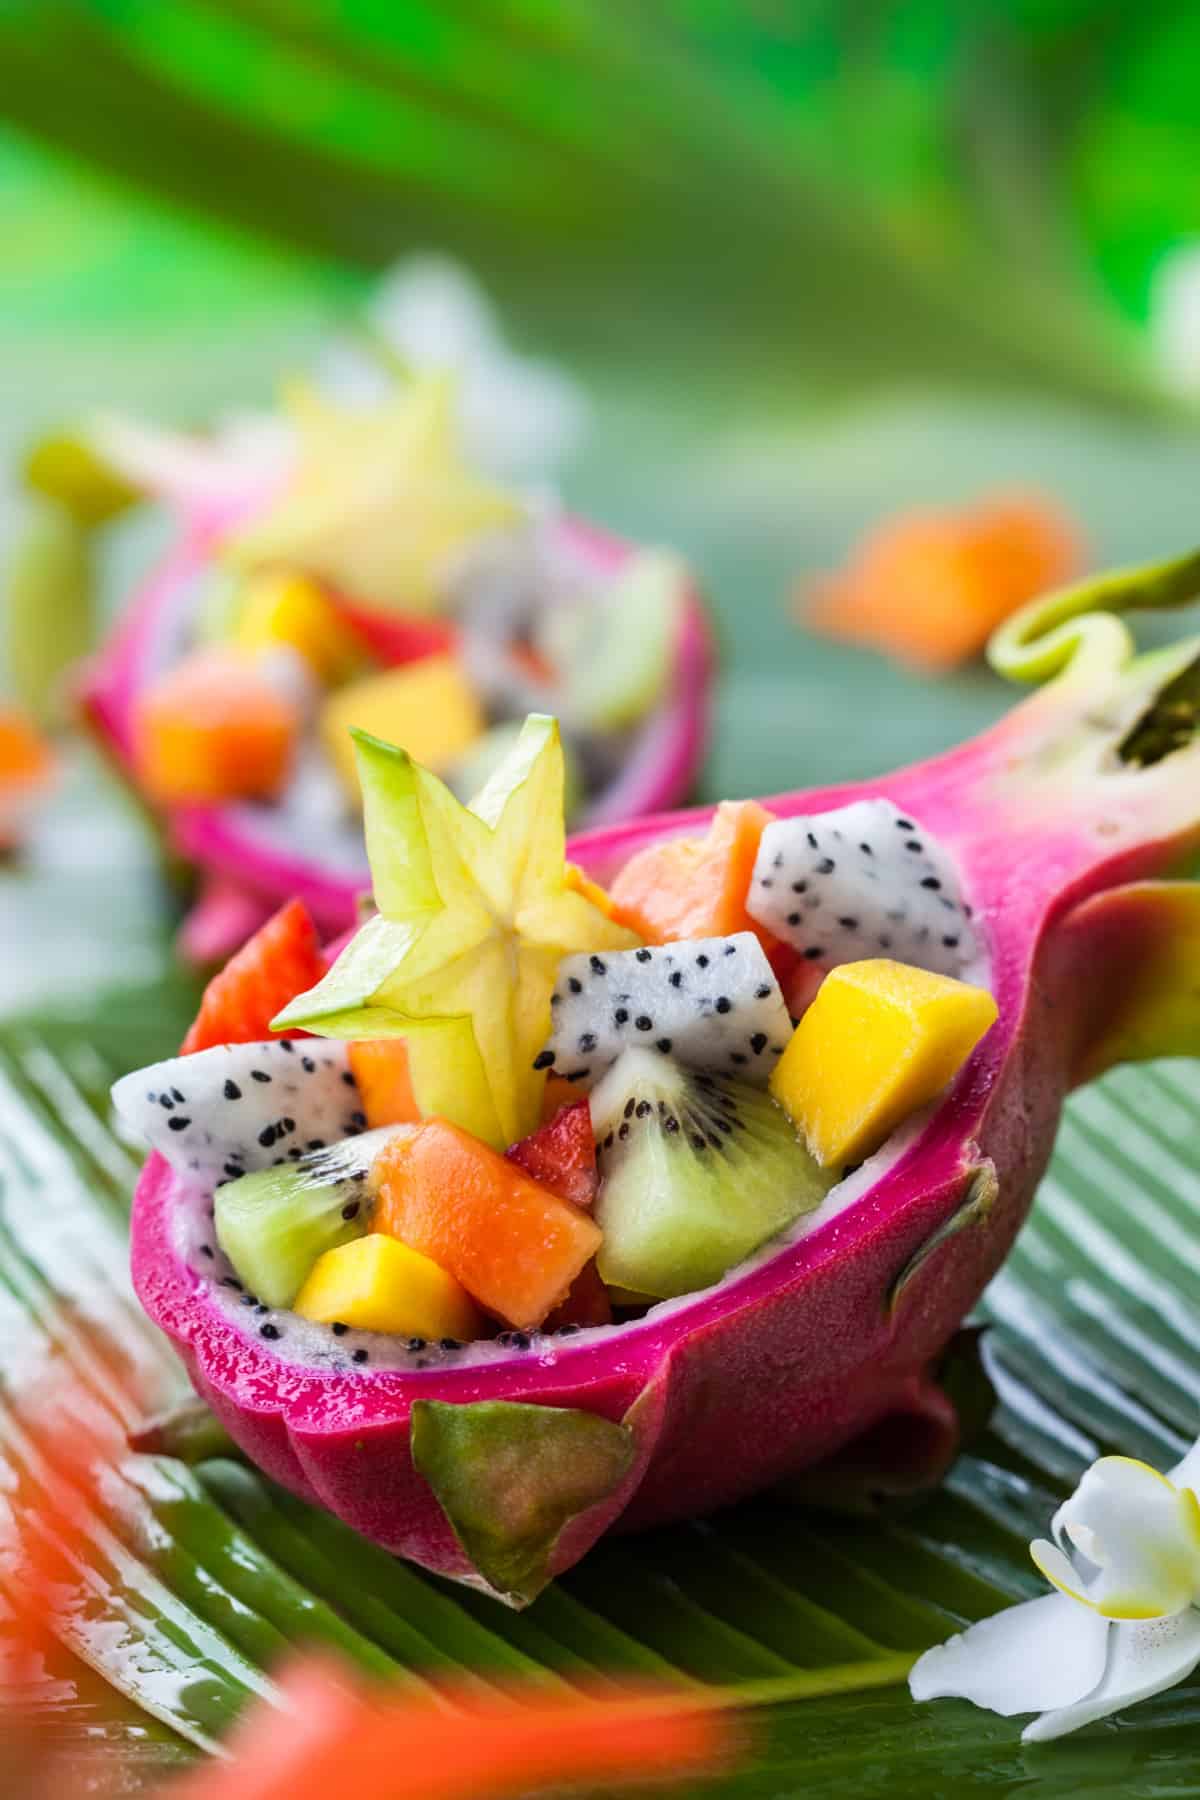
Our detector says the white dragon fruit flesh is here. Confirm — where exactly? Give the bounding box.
[540,932,792,1087]
[746,800,980,979]
[111,1039,366,1186]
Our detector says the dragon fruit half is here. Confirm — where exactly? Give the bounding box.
[129,549,1200,1605]
[82,509,712,962]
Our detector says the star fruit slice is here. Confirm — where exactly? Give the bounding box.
[274,715,638,1146]
[227,374,523,615]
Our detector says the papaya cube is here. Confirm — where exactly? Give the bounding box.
[135,649,298,803]
[609,800,775,949]
[234,570,365,683]
[293,1232,482,1341]
[372,1119,602,1331]
[769,958,998,1168]
[320,654,483,801]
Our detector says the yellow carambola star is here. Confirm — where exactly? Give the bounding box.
[227,374,523,614]
[275,716,639,1147]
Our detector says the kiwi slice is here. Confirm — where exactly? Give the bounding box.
[214,1128,393,1309]
[590,1049,834,1301]
[554,550,686,732]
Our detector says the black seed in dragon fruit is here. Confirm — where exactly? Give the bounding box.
[111,1039,367,1186]
[540,932,791,1086]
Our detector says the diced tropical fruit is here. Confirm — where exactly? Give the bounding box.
[544,1260,613,1330]
[275,716,637,1147]
[540,1073,580,1121]
[182,898,324,1052]
[769,958,999,1168]
[590,1049,832,1300]
[560,550,687,730]
[215,1137,378,1309]
[135,648,299,803]
[234,570,366,683]
[227,375,523,615]
[610,800,776,949]
[507,1100,598,1207]
[321,654,484,801]
[348,1039,420,1128]
[293,1232,483,1340]
[372,1119,602,1331]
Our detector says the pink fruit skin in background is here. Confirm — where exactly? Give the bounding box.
[129,653,1200,1594]
[80,510,714,962]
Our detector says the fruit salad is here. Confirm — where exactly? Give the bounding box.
[77,374,711,963]
[116,545,1200,1602]
[116,715,995,1375]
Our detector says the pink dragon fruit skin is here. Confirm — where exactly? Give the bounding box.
[129,562,1200,1602]
[82,509,714,960]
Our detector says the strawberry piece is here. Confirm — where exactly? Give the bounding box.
[544,1259,613,1331]
[506,1099,598,1207]
[181,898,325,1053]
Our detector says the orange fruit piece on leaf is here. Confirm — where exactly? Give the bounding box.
[609,799,777,950]
[806,492,1081,673]
[372,1119,601,1330]
[175,1661,737,1800]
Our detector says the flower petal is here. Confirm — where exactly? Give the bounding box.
[909,1592,1108,1716]
[1043,1456,1200,1619]
[1169,1439,1200,1495]
[1023,1608,1200,1742]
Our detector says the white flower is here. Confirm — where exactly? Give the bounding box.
[910,1438,1200,1741]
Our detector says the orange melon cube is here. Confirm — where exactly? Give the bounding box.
[609,799,776,949]
[135,649,298,804]
[371,1119,602,1331]
[348,1039,420,1129]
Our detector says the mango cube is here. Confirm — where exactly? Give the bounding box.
[293,1232,483,1341]
[769,958,998,1168]
[234,570,365,683]
[348,1039,420,1129]
[320,654,484,801]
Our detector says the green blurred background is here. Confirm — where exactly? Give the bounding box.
[8,1,1200,1018]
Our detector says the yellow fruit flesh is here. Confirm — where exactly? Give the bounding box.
[321,655,484,801]
[769,958,998,1168]
[293,1232,483,1341]
[234,570,364,683]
